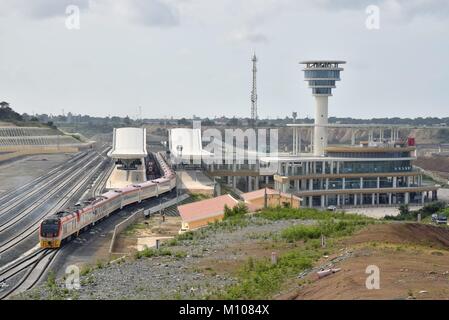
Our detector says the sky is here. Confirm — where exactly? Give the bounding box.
[0,0,448,119]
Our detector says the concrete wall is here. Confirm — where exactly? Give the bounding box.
[0,146,79,162]
[185,214,224,231]
[247,194,300,209]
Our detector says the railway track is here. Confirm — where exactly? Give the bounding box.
[0,151,103,234]
[0,151,89,208]
[0,148,109,221]
[0,148,108,299]
[0,248,59,299]
[92,160,115,196]
[0,146,111,262]
[0,158,106,256]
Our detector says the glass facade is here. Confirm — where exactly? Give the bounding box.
[308,80,336,86]
[328,151,411,158]
[341,161,412,173]
[312,88,331,95]
[304,70,340,79]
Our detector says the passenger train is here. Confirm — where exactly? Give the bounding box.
[39,153,176,248]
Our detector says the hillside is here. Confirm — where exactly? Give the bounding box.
[283,223,449,300]
[19,207,449,300]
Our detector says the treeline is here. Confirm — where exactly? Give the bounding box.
[0,102,23,122]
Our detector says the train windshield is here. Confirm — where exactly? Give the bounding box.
[41,219,60,237]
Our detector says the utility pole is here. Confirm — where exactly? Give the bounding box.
[251,53,258,125]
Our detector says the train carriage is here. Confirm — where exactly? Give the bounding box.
[39,152,176,249]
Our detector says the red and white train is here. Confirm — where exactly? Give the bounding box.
[39,153,176,248]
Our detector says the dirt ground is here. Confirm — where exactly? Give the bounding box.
[280,223,449,300]
[114,215,182,253]
[415,156,449,175]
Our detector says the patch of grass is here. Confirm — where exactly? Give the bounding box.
[166,238,179,246]
[80,265,92,276]
[258,207,370,222]
[215,249,320,299]
[281,225,322,242]
[123,222,149,236]
[281,219,372,243]
[174,250,188,259]
[189,193,212,202]
[134,247,173,259]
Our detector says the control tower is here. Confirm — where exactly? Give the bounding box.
[300,60,345,156]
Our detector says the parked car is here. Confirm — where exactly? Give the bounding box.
[431,213,447,224]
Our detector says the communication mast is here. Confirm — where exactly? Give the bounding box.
[251,53,258,123]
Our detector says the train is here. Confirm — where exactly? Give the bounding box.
[39,152,176,249]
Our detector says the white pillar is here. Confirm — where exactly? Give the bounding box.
[292,127,296,155]
[313,95,328,156]
[372,193,375,205]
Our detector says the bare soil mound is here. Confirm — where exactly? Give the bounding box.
[347,222,449,249]
[281,223,449,300]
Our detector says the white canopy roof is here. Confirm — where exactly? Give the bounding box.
[169,128,211,159]
[108,127,147,159]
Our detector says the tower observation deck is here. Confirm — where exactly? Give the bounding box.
[300,60,345,156]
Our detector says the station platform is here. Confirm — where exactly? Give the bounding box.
[178,170,214,196]
[106,165,147,189]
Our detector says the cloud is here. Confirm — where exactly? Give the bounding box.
[0,0,180,27]
[317,0,449,20]
[0,0,90,19]
[228,29,269,44]
[111,0,180,27]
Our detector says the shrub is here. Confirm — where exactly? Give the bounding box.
[224,202,249,219]
[281,225,322,242]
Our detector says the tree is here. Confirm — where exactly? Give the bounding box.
[398,204,410,216]
[0,102,23,121]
